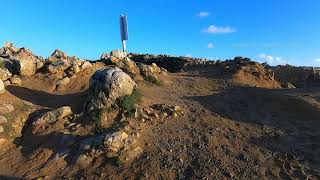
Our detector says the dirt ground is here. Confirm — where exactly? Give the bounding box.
[0,65,320,179]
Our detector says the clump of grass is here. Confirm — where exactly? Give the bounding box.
[0,60,5,69]
[144,75,163,86]
[118,89,142,115]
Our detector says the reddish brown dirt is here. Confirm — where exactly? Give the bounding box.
[0,65,319,179]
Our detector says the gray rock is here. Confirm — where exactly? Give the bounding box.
[0,80,4,93]
[84,67,135,112]
[33,106,72,126]
[0,116,8,124]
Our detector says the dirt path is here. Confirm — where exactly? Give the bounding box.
[0,70,320,179]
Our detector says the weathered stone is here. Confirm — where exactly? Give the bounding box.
[81,61,92,69]
[71,63,80,73]
[104,131,129,157]
[0,80,4,93]
[3,80,10,86]
[51,49,67,59]
[0,126,3,133]
[101,50,139,75]
[0,104,14,114]
[15,49,38,76]
[33,106,72,126]
[4,42,20,54]
[111,50,127,60]
[10,76,22,85]
[0,68,12,81]
[0,116,8,124]
[84,67,135,112]
[57,77,70,86]
[36,58,45,69]
[48,60,70,74]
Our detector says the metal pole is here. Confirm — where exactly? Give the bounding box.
[122,40,127,52]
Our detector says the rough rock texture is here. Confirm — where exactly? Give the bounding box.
[0,68,12,81]
[15,49,38,76]
[33,106,72,126]
[272,65,320,87]
[101,50,140,75]
[104,131,129,157]
[0,42,45,76]
[47,49,92,76]
[0,80,4,93]
[84,67,135,113]
[130,53,215,72]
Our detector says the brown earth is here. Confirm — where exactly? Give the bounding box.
[0,62,319,179]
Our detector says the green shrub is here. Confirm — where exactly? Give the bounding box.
[118,89,142,115]
[0,60,5,69]
[144,75,163,86]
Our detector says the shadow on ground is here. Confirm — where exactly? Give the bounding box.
[6,86,88,113]
[185,86,320,174]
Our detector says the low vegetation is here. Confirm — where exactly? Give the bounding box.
[144,75,163,86]
[0,60,5,69]
[118,89,142,115]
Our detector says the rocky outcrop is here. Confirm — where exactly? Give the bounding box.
[272,65,320,87]
[84,67,135,113]
[0,42,45,76]
[138,63,167,85]
[129,53,216,72]
[101,50,140,75]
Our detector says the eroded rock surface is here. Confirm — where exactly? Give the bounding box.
[84,67,135,113]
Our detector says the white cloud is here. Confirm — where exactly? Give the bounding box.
[203,25,236,34]
[185,54,192,57]
[197,11,211,18]
[314,58,320,62]
[207,42,214,48]
[258,53,289,65]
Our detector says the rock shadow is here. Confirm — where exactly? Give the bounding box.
[6,86,88,113]
[185,87,320,173]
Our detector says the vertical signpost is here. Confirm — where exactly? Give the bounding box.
[120,15,128,52]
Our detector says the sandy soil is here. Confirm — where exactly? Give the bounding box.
[0,65,319,179]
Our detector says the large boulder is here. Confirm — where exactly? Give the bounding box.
[14,49,38,76]
[84,67,135,113]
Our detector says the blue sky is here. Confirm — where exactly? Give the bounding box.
[1,0,320,66]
